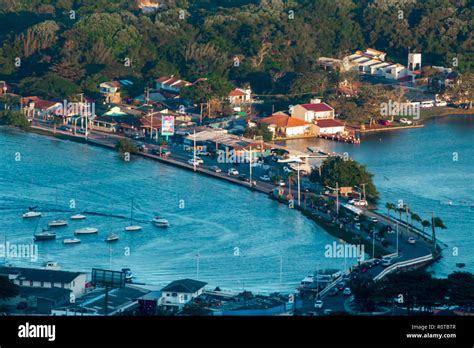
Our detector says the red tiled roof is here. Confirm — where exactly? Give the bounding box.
[315,119,344,128]
[260,114,310,128]
[229,89,246,97]
[300,103,334,112]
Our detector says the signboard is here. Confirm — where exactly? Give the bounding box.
[161,115,175,136]
[91,268,125,288]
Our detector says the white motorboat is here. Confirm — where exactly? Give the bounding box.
[105,233,119,242]
[75,227,98,235]
[125,225,143,231]
[70,214,87,220]
[48,220,68,227]
[152,217,169,227]
[43,261,60,270]
[23,211,42,218]
[63,238,81,245]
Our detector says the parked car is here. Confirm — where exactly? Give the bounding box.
[328,288,339,297]
[197,151,210,156]
[382,258,395,267]
[228,168,239,176]
[77,128,89,135]
[259,175,271,181]
[353,200,368,206]
[399,118,413,125]
[337,282,346,291]
[16,302,28,310]
[323,309,333,315]
[314,300,324,308]
[283,166,292,173]
[279,180,286,186]
[187,159,201,166]
[421,100,435,108]
[239,174,250,182]
[342,288,352,296]
[354,223,361,230]
[58,125,72,132]
[369,216,378,223]
[378,119,391,126]
[407,237,416,245]
[210,165,222,173]
[435,100,447,107]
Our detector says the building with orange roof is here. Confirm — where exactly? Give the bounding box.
[259,112,315,139]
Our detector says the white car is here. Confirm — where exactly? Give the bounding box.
[353,200,368,206]
[435,101,447,107]
[399,118,413,125]
[197,151,210,156]
[407,237,416,244]
[228,168,239,176]
[283,166,292,173]
[342,288,351,296]
[260,175,271,181]
[188,159,201,166]
[210,165,222,173]
[314,300,323,308]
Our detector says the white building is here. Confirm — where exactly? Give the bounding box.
[259,112,314,138]
[160,279,207,311]
[0,267,87,298]
[291,99,335,122]
[228,88,252,105]
[314,119,345,135]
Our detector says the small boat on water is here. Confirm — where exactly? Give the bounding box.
[125,225,143,231]
[63,238,81,245]
[456,263,466,268]
[75,227,98,235]
[34,230,56,241]
[105,233,119,242]
[23,211,42,218]
[152,217,169,227]
[48,220,68,227]
[125,198,142,231]
[122,268,133,282]
[43,261,60,270]
[70,214,87,220]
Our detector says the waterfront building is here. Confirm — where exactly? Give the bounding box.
[0,266,87,298]
[291,99,335,122]
[160,279,207,311]
[99,81,122,104]
[155,76,193,92]
[259,112,315,139]
[314,119,345,135]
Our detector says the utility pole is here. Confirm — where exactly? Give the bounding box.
[361,183,367,202]
[297,163,301,206]
[149,112,153,141]
[249,146,253,188]
[336,182,339,216]
[396,222,399,256]
[200,103,203,125]
[193,129,197,172]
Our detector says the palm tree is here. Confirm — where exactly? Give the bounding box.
[386,202,396,218]
[431,215,447,252]
[410,213,422,228]
[287,172,296,200]
[421,220,431,233]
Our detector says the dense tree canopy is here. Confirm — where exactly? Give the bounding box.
[0,0,471,101]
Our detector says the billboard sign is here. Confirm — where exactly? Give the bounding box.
[161,115,175,136]
[91,268,126,288]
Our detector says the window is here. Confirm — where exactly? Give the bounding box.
[172,293,177,297]
[166,293,170,297]
[184,295,188,301]
[29,281,33,286]
[40,282,44,287]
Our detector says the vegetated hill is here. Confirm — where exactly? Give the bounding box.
[0,0,471,98]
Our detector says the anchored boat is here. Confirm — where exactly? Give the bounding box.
[105,233,119,242]
[23,211,42,218]
[63,238,81,245]
[48,220,68,227]
[75,227,98,235]
[152,217,169,227]
[70,214,87,220]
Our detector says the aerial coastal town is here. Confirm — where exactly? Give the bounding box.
[0,0,473,335]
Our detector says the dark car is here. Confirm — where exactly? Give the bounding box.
[16,302,28,310]
[328,287,339,297]
[239,174,250,182]
[58,125,72,132]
